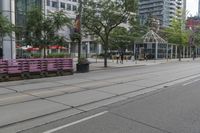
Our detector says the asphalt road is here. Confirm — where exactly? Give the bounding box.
[21,77,200,133]
[1,61,200,133]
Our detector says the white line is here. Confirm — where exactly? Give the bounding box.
[43,111,108,133]
[183,79,200,86]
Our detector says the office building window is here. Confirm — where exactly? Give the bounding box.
[47,0,50,6]
[52,1,58,8]
[61,2,65,9]
[67,4,71,10]
[72,5,77,11]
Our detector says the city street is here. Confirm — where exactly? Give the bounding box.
[0,60,200,133]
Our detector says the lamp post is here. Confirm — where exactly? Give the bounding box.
[77,0,83,62]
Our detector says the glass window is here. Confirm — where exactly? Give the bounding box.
[47,0,50,6]
[72,5,77,11]
[67,4,71,10]
[52,1,58,8]
[60,2,65,9]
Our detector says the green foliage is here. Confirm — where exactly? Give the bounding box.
[31,53,41,58]
[0,13,15,46]
[82,0,137,67]
[125,0,138,12]
[162,18,189,46]
[193,26,200,46]
[47,53,68,58]
[22,7,71,50]
[129,17,148,39]
[161,16,190,61]
[110,27,134,50]
[78,57,89,64]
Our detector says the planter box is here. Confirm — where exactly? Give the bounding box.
[76,63,89,73]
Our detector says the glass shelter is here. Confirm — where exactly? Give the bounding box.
[134,30,178,60]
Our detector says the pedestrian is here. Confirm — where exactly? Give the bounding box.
[145,53,148,61]
[112,54,114,62]
[116,53,120,64]
[120,52,124,64]
[131,55,135,62]
[193,53,195,60]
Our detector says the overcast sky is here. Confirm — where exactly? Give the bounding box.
[187,0,199,16]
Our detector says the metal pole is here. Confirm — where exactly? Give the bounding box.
[78,0,82,62]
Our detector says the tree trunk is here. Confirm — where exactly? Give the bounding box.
[178,45,182,61]
[104,46,108,67]
[44,47,46,58]
[78,39,81,62]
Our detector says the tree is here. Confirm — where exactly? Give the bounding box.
[110,27,132,50]
[22,7,71,57]
[162,17,190,61]
[129,17,148,39]
[190,26,200,57]
[192,26,200,46]
[0,13,15,58]
[82,0,137,67]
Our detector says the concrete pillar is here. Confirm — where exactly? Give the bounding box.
[87,42,90,54]
[133,44,136,55]
[175,45,178,58]
[196,47,198,57]
[155,43,158,60]
[171,45,173,59]
[98,44,102,54]
[49,49,52,54]
[183,46,185,58]
[0,0,16,59]
[43,0,48,15]
[58,49,61,54]
[166,44,168,59]
[68,43,71,54]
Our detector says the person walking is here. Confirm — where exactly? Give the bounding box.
[120,52,124,64]
[116,53,120,64]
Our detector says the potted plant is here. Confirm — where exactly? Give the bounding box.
[76,57,90,73]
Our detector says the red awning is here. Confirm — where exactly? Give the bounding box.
[26,47,39,51]
[49,45,67,50]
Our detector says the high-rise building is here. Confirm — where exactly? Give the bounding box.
[139,0,186,28]
[199,0,200,17]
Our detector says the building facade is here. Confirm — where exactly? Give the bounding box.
[186,17,200,30]
[0,0,42,59]
[0,0,102,59]
[199,0,200,17]
[139,0,186,28]
[44,0,101,57]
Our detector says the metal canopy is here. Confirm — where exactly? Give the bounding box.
[141,30,167,44]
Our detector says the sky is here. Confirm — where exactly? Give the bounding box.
[187,0,199,16]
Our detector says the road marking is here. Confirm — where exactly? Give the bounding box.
[183,79,200,86]
[43,111,108,133]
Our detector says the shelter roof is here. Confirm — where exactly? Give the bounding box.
[140,30,167,44]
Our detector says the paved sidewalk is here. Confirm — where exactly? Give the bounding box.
[1,59,200,133]
[74,58,200,71]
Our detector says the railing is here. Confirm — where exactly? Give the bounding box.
[0,58,73,81]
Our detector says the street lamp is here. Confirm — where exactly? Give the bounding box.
[77,0,83,62]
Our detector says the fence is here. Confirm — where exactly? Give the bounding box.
[0,58,73,81]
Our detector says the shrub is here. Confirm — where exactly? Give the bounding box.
[78,57,90,64]
[31,53,41,58]
[47,53,69,58]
